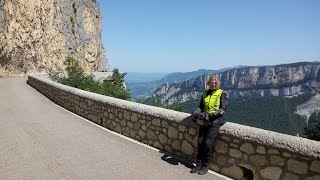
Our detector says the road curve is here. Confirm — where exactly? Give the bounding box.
[0,78,230,180]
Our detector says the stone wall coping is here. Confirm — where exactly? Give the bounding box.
[221,122,320,158]
[29,74,191,123]
[28,74,320,158]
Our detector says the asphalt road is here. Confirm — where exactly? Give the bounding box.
[0,77,230,180]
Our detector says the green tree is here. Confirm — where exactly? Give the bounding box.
[49,56,131,100]
[304,111,320,141]
[145,98,184,112]
[304,122,320,141]
[166,103,184,112]
[110,68,126,88]
[135,97,146,103]
[100,68,131,100]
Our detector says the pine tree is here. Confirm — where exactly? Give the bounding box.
[304,111,320,141]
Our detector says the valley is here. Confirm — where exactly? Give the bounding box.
[135,62,320,136]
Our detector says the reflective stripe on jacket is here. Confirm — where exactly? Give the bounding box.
[203,89,223,114]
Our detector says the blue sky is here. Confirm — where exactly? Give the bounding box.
[97,0,320,73]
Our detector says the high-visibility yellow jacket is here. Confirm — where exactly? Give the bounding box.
[202,89,223,114]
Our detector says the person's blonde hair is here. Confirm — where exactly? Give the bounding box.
[206,76,220,88]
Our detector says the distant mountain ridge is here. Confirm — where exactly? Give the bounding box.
[159,65,245,84]
[145,61,320,136]
[126,67,240,100]
[159,69,221,84]
[148,61,320,104]
[124,72,167,83]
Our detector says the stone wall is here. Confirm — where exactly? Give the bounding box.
[27,74,320,180]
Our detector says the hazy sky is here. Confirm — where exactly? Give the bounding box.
[97,0,320,73]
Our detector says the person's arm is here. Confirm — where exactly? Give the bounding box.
[198,95,204,112]
[219,92,228,115]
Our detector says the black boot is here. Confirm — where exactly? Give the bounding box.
[198,166,209,175]
[190,164,202,173]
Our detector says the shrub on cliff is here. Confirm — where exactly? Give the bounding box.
[49,57,131,100]
[304,111,320,141]
[304,123,320,141]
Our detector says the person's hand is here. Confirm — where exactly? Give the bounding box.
[213,111,219,117]
[208,113,215,119]
[209,111,220,120]
[192,113,198,121]
[213,110,225,118]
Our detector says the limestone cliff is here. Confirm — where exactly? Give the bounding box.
[149,62,320,104]
[0,0,106,75]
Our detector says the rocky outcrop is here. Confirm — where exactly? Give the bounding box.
[295,94,320,119]
[0,0,106,75]
[150,62,320,104]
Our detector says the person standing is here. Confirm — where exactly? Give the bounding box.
[190,76,228,175]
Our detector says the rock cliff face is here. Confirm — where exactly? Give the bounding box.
[0,0,106,75]
[150,62,320,104]
[295,94,320,119]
